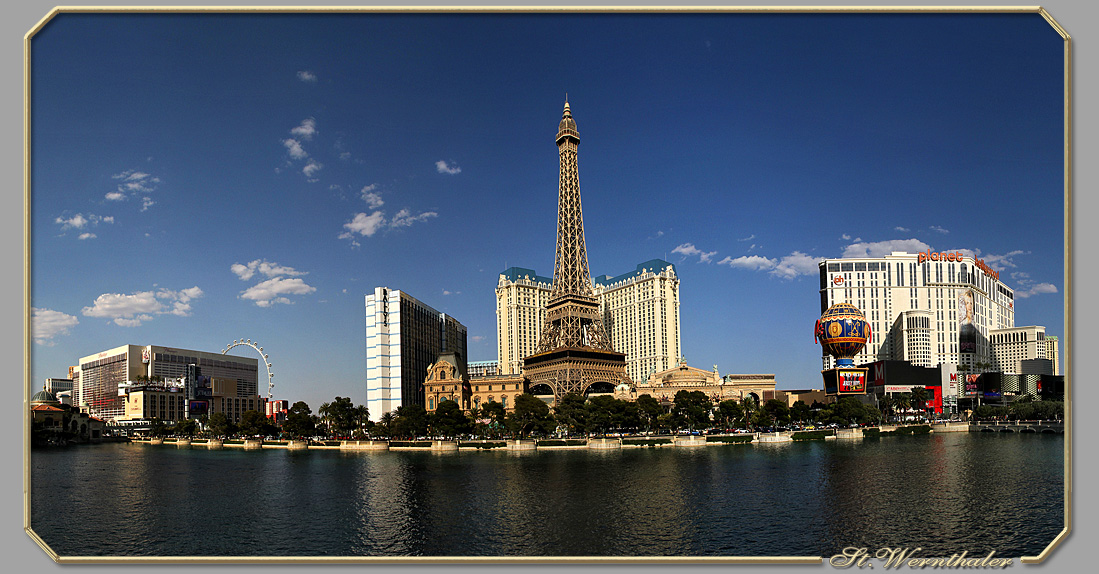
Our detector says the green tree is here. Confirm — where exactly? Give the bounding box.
[480,401,507,436]
[877,395,896,423]
[149,417,166,438]
[715,399,743,430]
[507,393,554,438]
[741,396,759,431]
[354,405,371,438]
[206,412,231,438]
[635,394,664,433]
[790,400,812,424]
[763,399,792,426]
[239,410,276,437]
[833,396,868,425]
[375,411,396,438]
[173,418,198,438]
[585,395,626,436]
[318,401,332,436]
[283,401,317,438]
[392,404,429,439]
[326,396,359,437]
[553,393,589,436]
[672,390,713,431]
[430,400,472,438]
[909,387,930,421]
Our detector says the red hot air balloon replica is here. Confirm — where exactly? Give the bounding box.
[815,303,871,394]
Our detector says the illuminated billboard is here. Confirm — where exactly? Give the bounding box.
[958,288,977,354]
[824,367,868,395]
[188,400,208,416]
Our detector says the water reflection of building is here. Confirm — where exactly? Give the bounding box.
[633,361,778,404]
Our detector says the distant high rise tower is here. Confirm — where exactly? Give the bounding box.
[365,287,467,420]
[523,101,630,404]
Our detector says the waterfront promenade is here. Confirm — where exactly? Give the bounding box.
[126,421,1064,453]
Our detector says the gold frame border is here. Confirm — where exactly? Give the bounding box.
[22,5,1072,566]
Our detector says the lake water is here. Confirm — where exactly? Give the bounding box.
[29,432,1064,559]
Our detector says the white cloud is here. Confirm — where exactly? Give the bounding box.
[930,225,950,234]
[1015,283,1058,299]
[771,252,820,279]
[435,160,461,175]
[110,170,160,203]
[894,226,910,233]
[360,185,383,208]
[240,277,317,307]
[32,308,79,345]
[291,118,317,140]
[719,251,820,279]
[341,211,387,238]
[231,260,307,281]
[283,138,307,160]
[842,239,932,259]
[55,213,114,231]
[979,250,1028,272]
[738,234,755,242]
[303,159,323,178]
[390,208,438,228]
[78,232,96,240]
[297,70,317,82]
[719,255,776,271]
[81,286,202,326]
[471,335,485,342]
[340,207,438,245]
[672,243,717,263]
[841,234,852,241]
[141,197,155,211]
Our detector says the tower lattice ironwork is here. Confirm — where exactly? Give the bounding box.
[523,101,630,404]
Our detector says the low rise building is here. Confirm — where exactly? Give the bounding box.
[633,361,778,405]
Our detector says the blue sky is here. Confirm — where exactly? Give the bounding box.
[29,11,1066,412]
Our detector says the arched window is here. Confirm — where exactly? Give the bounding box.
[439,369,446,380]
[428,397,435,410]
[474,397,481,408]
[501,396,508,409]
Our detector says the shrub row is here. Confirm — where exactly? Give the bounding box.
[537,439,588,447]
[389,441,433,447]
[706,435,754,443]
[791,430,831,441]
[623,438,672,446]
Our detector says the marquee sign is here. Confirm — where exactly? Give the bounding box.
[916,249,999,281]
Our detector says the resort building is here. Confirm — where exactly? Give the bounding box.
[76,344,259,422]
[819,251,1016,372]
[1044,335,1060,375]
[632,360,778,405]
[424,352,525,414]
[496,259,681,382]
[365,287,467,421]
[989,326,1048,375]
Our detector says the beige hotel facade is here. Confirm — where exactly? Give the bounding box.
[818,250,1059,375]
[496,259,681,383]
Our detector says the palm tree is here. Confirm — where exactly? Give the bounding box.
[894,394,912,422]
[741,395,758,431]
[318,402,331,437]
[909,387,930,422]
[378,411,396,438]
[355,405,370,437]
[878,395,895,424]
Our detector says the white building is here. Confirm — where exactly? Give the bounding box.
[819,250,1016,371]
[76,344,258,421]
[1044,335,1060,375]
[365,287,467,421]
[495,260,681,382]
[990,326,1047,375]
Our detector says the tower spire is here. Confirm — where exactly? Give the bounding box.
[524,101,629,405]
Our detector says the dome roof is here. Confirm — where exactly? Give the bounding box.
[556,101,580,144]
[31,389,59,404]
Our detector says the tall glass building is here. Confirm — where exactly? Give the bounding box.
[365,287,467,421]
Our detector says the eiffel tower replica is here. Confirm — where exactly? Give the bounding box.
[523,100,630,405]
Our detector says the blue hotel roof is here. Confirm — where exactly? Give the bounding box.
[501,260,675,287]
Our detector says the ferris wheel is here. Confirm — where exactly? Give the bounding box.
[222,339,275,400]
